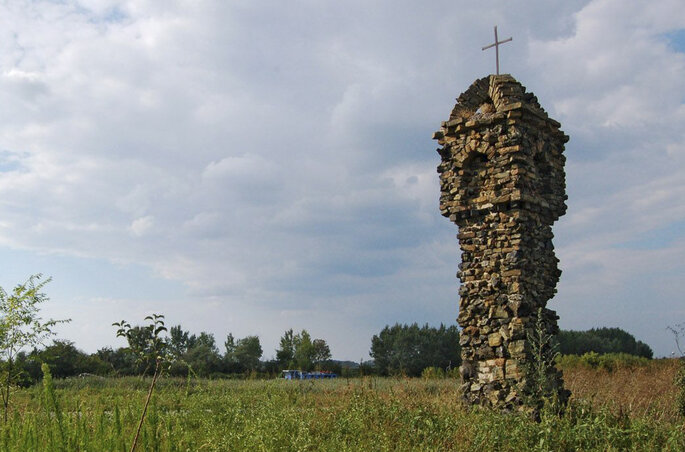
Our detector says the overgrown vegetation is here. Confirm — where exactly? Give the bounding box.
[519,308,566,415]
[0,364,681,451]
[0,276,682,450]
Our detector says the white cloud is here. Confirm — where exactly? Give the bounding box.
[129,215,154,237]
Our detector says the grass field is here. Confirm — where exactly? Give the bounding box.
[2,360,684,451]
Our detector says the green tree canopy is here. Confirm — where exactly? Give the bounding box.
[233,336,263,371]
[312,339,331,364]
[370,323,461,377]
[293,330,314,370]
[557,327,653,358]
[275,329,295,367]
[168,325,193,356]
[165,325,222,377]
[276,329,332,371]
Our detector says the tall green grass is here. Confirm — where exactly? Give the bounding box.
[1,373,683,451]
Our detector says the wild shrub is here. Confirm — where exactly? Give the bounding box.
[520,308,564,416]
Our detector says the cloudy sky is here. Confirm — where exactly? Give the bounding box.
[0,0,684,360]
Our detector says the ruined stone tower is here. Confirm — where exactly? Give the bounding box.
[433,75,569,410]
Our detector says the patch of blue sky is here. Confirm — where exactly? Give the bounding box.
[0,246,183,303]
[101,7,128,24]
[612,220,685,250]
[664,29,685,54]
[72,3,129,26]
[0,150,25,172]
[0,161,21,172]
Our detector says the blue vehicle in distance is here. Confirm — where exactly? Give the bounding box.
[281,370,337,380]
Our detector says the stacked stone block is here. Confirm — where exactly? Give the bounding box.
[433,75,569,410]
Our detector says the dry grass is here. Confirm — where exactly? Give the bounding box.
[562,359,679,421]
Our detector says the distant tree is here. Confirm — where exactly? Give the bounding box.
[10,350,44,387]
[233,336,263,371]
[9,340,110,384]
[370,323,461,377]
[195,332,216,350]
[223,333,240,373]
[261,359,280,377]
[35,340,90,379]
[168,325,193,356]
[284,330,332,371]
[312,339,331,365]
[165,326,223,377]
[184,332,222,377]
[0,275,69,422]
[96,346,138,376]
[224,333,236,356]
[294,330,314,371]
[224,334,263,373]
[557,327,653,358]
[275,329,295,368]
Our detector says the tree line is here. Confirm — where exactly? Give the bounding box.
[7,319,465,385]
[0,275,655,389]
[6,317,654,386]
[366,324,655,376]
[370,323,461,377]
[9,323,339,386]
[556,327,653,358]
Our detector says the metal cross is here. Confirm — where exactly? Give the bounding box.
[482,26,512,75]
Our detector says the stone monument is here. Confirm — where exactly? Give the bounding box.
[433,74,569,410]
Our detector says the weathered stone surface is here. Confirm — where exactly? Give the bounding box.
[434,74,570,411]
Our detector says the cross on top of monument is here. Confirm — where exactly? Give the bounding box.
[482,26,512,75]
